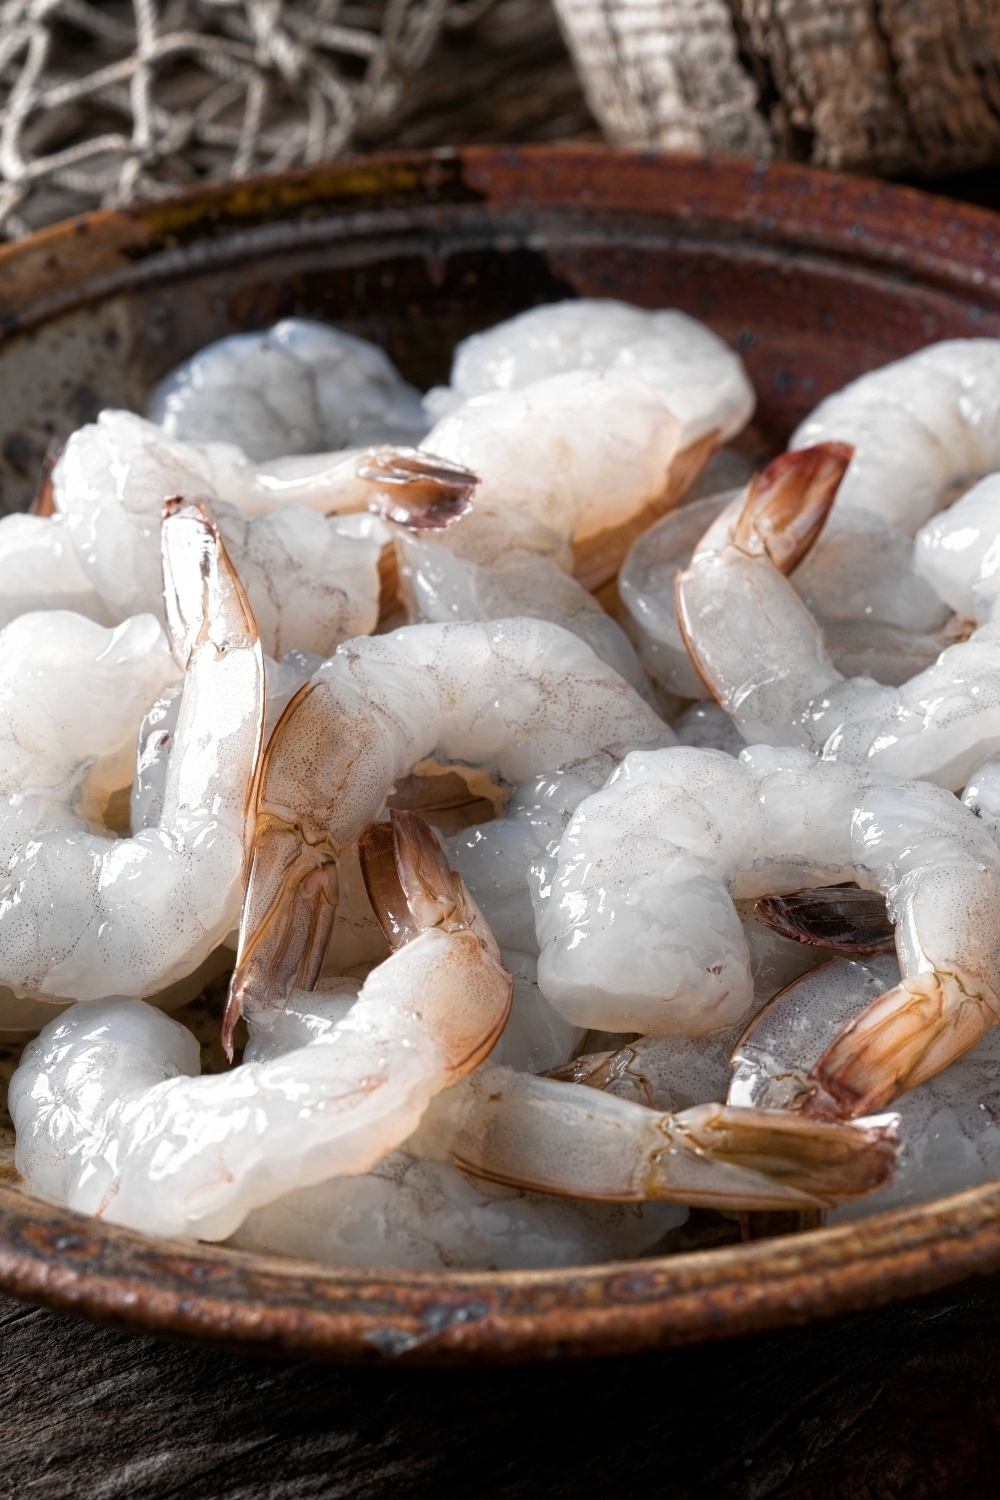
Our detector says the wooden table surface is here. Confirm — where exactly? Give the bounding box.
[5,1269,1000,1499]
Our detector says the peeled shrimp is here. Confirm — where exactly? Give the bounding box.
[228,1148,683,1272]
[533,743,1000,1121]
[420,369,689,591]
[0,609,179,828]
[622,483,955,699]
[729,955,1000,1223]
[425,299,754,451]
[785,340,1000,649]
[226,617,674,1044]
[0,514,112,632]
[792,340,1000,535]
[9,811,511,1240]
[391,504,651,694]
[677,449,1000,789]
[47,409,471,656]
[549,902,829,1112]
[146,318,430,460]
[445,770,599,956]
[409,1064,898,1213]
[0,499,264,1006]
[913,472,1000,624]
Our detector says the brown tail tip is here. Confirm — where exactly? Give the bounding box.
[734,440,855,574]
[359,447,478,530]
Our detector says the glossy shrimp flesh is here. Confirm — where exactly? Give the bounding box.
[146,318,430,459]
[425,298,755,451]
[729,955,1000,1223]
[0,499,264,1006]
[0,608,180,828]
[677,447,1000,789]
[46,408,474,656]
[533,742,1000,1119]
[9,811,511,1241]
[390,500,652,696]
[226,617,673,1045]
[409,1064,898,1213]
[784,340,1000,649]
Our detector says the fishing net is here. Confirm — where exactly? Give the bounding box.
[0,0,502,238]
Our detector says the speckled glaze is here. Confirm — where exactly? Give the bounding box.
[2,146,1000,1363]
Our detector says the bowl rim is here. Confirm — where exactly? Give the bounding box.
[3,143,1000,1364]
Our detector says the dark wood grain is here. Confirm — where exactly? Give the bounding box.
[4,1274,1000,1498]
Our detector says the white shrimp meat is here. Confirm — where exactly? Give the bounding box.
[147,318,429,460]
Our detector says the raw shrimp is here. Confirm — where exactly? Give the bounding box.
[0,514,112,631]
[786,340,1000,648]
[792,340,1000,535]
[913,472,1000,623]
[226,617,674,1045]
[425,299,755,452]
[532,742,1000,1123]
[445,770,600,956]
[729,956,1000,1223]
[0,499,264,1005]
[420,368,689,591]
[228,949,629,1274]
[146,318,430,460]
[409,1064,898,1213]
[619,491,735,699]
[548,901,831,1112]
[9,811,512,1240]
[0,609,179,827]
[390,503,651,695]
[50,409,473,655]
[621,483,956,699]
[228,1148,683,1272]
[677,449,1000,789]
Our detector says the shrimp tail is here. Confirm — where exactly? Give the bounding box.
[359,809,477,947]
[732,441,854,573]
[663,1103,899,1209]
[803,971,999,1119]
[357,447,478,529]
[224,817,339,1057]
[162,497,260,669]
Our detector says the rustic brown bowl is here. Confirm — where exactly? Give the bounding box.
[3,146,1000,1365]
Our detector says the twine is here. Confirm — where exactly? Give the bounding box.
[0,0,494,237]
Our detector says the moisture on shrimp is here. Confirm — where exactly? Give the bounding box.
[9,811,512,1240]
[729,955,1000,1224]
[424,298,755,450]
[0,499,264,1008]
[533,742,1000,1121]
[784,339,1000,654]
[226,616,675,1045]
[28,408,474,659]
[676,446,1000,789]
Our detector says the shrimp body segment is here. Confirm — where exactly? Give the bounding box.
[730,956,1000,1223]
[677,449,1000,789]
[534,743,1000,1090]
[228,618,674,1039]
[0,500,264,1005]
[147,318,430,460]
[48,409,474,656]
[791,340,1000,534]
[9,813,511,1241]
[410,1065,899,1212]
[430,299,755,450]
[0,608,180,827]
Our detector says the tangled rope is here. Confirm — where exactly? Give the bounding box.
[0,0,496,238]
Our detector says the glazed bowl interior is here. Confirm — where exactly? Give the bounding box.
[3,146,1000,1364]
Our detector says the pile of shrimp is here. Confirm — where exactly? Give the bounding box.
[12,300,1000,1274]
